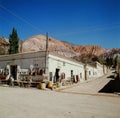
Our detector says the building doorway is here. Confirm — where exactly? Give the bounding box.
[10,65,17,80]
[85,70,87,80]
[54,68,60,82]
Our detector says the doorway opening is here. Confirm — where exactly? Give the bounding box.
[54,68,60,82]
[85,70,87,80]
[10,65,17,80]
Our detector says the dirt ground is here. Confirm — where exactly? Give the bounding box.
[0,86,120,118]
[0,70,120,118]
[59,70,120,95]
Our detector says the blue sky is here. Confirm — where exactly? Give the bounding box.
[0,0,120,49]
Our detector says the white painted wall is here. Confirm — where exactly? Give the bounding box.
[86,64,98,80]
[0,51,105,82]
[96,62,104,77]
[48,53,85,82]
[0,51,46,79]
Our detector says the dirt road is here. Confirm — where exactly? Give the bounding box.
[0,70,120,118]
[59,70,120,95]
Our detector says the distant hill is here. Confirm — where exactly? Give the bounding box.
[22,34,106,58]
[22,34,79,57]
[1,34,119,63]
[0,34,107,57]
[101,48,120,57]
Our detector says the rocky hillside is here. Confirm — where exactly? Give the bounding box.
[62,43,106,56]
[1,34,119,63]
[71,45,107,62]
[101,48,120,57]
[22,34,79,57]
[0,34,108,63]
[22,34,106,58]
[0,37,9,55]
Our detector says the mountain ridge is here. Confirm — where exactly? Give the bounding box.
[1,35,119,64]
[22,34,107,58]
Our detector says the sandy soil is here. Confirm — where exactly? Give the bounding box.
[0,70,120,118]
[0,86,120,118]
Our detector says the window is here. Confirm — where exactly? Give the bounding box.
[89,71,91,75]
[80,73,82,78]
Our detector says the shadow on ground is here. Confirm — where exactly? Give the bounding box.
[99,74,120,93]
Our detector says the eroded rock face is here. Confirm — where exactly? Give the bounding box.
[1,34,119,64]
[0,37,9,54]
[101,48,120,57]
[22,34,106,58]
[76,45,106,56]
[22,34,79,57]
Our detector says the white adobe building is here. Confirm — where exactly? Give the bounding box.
[0,51,105,83]
[84,64,98,80]
[48,52,85,82]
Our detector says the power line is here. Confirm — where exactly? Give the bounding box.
[54,23,120,37]
[0,4,42,32]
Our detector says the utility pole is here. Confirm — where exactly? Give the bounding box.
[46,32,48,52]
[45,32,49,74]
